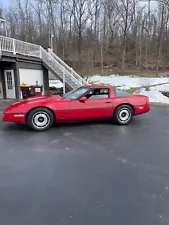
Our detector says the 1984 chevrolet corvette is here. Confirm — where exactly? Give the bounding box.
[2,85,150,131]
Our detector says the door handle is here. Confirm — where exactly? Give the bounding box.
[106,101,112,103]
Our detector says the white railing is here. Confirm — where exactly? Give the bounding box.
[15,39,40,57]
[0,36,40,57]
[0,36,14,53]
[48,49,88,86]
[40,47,83,89]
[0,35,88,89]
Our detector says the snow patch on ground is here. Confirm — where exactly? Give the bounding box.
[49,74,169,104]
[87,75,169,103]
[87,75,169,90]
[49,80,63,88]
[136,88,169,104]
[150,83,169,92]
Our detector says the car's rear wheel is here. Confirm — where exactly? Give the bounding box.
[27,107,54,131]
[113,105,133,125]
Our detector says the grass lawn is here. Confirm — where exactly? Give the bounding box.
[150,102,169,107]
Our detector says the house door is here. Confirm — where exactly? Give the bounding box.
[4,70,16,99]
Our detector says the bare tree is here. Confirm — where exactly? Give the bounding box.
[116,0,136,70]
[2,0,169,75]
[65,0,91,60]
[156,3,166,74]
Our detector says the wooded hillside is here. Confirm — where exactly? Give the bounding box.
[0,0,168,76]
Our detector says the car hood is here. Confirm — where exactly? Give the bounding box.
[23,95,62,103]
[4,95,63,112]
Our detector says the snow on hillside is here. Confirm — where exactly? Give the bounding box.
[87,75,169,90]
[49,74,169,104]
[86,74,169,103]
[137,88,169,104]
[150,83,169,92]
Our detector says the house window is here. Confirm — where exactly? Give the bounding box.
[6,72,13,90]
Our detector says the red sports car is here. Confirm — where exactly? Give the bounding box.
[2,85,150,131]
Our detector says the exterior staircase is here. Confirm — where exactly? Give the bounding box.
[0,36,88,91]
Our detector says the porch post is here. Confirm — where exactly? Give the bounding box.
[63,67,66,94]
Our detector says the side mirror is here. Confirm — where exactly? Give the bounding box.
[79,96,87,102]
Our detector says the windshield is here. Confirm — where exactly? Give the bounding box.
[63,86,90,100]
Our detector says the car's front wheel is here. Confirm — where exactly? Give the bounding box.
[27,107,54,131]
[113,105,133,125]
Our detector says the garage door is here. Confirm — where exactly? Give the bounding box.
[19,69,44,94]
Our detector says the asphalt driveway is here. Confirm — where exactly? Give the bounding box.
[0,105,169,225]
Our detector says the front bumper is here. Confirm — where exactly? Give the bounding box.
[134,104,150,115]
[2,113,26,124]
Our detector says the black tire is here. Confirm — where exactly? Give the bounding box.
[27,107,54,131]
[113,105,133,125]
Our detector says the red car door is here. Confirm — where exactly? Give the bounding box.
[69,88,113,121]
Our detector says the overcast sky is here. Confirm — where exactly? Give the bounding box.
[0,0,9,6]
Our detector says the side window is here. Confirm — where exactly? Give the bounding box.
[87,88,109,100]
[115,89,132,96]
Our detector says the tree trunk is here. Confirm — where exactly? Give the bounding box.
[122,36,126,70]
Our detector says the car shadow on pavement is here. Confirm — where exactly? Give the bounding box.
[1,117,143,133]
[1,123,29,132]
